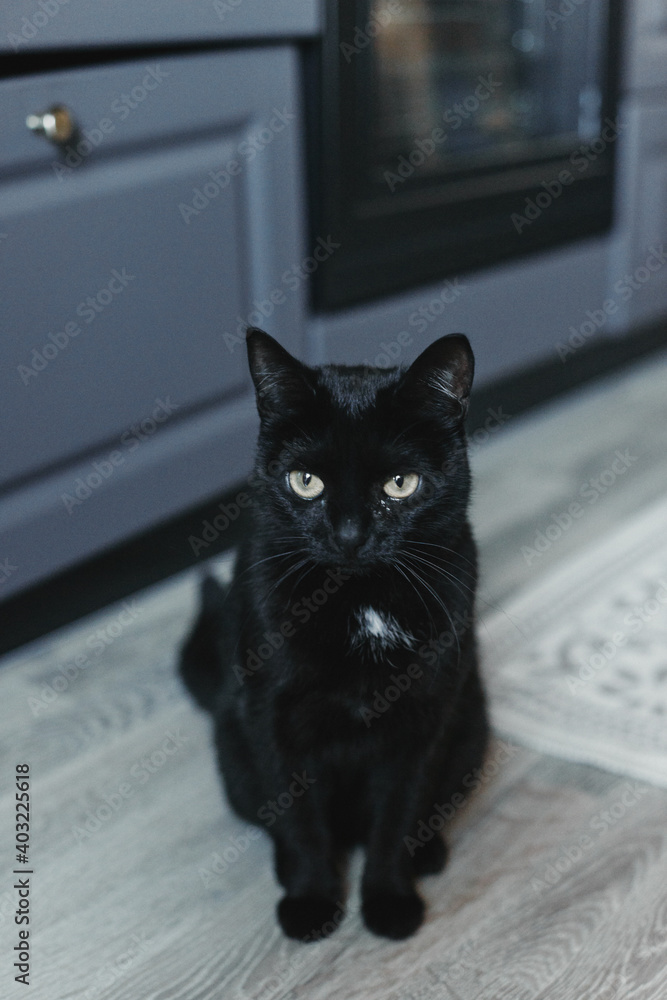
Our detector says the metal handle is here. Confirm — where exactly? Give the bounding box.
[26,105,76,146]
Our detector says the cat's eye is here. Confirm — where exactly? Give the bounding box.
[288,470,325,499]
[383,473,420,499]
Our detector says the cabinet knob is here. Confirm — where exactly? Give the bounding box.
[26,105,76,145]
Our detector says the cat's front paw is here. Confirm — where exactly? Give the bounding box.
[362,891,425,939]
[277,895,344,942]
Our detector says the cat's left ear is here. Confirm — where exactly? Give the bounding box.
[246,327,315,418]
[397,334,474,422]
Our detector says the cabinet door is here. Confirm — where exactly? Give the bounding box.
[1,48,304,489]
[608,100,667,331]
[0,47,307,598]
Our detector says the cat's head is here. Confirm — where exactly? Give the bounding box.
[245,328,474,573]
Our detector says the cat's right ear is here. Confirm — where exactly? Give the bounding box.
[397,333,474,424]
[246,328,314,418]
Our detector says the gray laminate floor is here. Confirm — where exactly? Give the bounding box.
[1,347,667,1000]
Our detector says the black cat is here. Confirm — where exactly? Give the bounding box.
[179,328,489,941]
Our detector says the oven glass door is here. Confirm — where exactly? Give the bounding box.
[313,0,620,310]
[370,0,606,183]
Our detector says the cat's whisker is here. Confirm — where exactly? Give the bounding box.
[403,539,478,575]
[392,561,442,689]
[227,549,306,649]
[262,556,313,604]
[404,537,476,560]
[234,558,310,644]
[268,534,312,543]
[400,549,478,607]
[393,559,449,690]
[397,559,461,665]
[400,550,475,602]
[284,560,319,609]
[393,559,436,632]
[403,544,524,631]
[240,548,304,576]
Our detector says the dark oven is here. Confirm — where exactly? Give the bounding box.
[308,0,624,310]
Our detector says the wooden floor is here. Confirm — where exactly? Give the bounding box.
[1,348,667,999]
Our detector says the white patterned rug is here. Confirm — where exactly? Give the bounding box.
[480,493,667,787]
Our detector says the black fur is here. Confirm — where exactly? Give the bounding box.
[179,328,489,941]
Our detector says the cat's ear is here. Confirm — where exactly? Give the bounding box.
[397,334,474,422]
[246,327,314,417]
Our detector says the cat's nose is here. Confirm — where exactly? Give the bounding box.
[335,517,364,555]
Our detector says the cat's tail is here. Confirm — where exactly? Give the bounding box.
[178,573,228,712]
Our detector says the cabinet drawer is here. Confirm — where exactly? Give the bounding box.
[0,48,305,489]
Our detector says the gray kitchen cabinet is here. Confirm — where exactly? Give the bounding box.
[0,0,321,51]
[0,46,307,598]
[608,100,667,332]
[607,0,667,332]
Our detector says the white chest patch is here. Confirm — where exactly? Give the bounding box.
[350,606,416,659]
